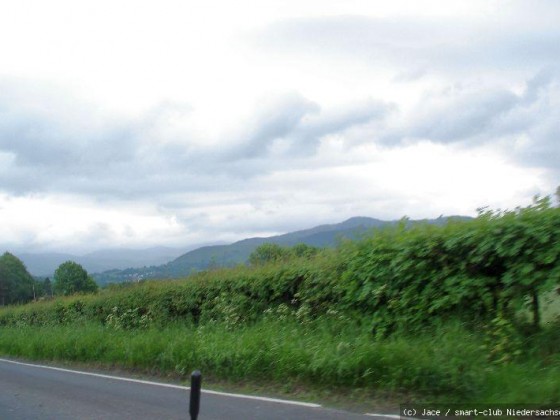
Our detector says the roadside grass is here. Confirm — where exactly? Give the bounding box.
[480,360,560,403]
[1,318,558,405]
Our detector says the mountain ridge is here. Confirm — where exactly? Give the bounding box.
[12,215,471,282]
[17,246,189,277]
[93,215,471,284]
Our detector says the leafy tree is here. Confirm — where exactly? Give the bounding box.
[43,277,53,297]
[248,243,292,266]
[249,243,321,266]
[291,243,320,259]
[0,252,35,305]
[53,261,98,296]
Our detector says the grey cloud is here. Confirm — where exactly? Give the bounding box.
[238,93,320,158]
[378,69,560,177]
[0,112,73,166]
[250,10,560,170]
[173,94,395,192]
[299,100,393,146]
[0,80,228,201]
[0,87,149,195]
[229,94,393,160]
[393,68,428,82]
[256,17,458,56]
[2,70,556,213]
[513,93,560,171]
[0,100,137,171]
[405,89,519,143]
[255,14,560,74]
[524,124,560,170]
[522,68,558,104]
[0,83,394,203]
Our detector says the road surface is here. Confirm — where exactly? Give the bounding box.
[0,358,394,419]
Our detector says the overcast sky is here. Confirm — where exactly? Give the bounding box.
[1,0,559,254]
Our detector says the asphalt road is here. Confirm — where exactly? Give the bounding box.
[0,358,392,420]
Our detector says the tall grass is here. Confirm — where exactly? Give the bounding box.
[1,318,558,403]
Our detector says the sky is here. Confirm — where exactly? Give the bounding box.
[0,0,559,254]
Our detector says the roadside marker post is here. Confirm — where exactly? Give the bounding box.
[189,370,202,420]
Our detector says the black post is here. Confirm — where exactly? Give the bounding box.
[189,370,202,420]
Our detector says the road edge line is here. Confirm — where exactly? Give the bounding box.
[0,358,322,408]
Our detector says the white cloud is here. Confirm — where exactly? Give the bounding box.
[0,0,558,253]
[0,193,184,252]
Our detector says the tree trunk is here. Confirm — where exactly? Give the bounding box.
[531,288,540,331]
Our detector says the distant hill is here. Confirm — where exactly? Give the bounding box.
[18,247,187,277]
[93,215,471,284]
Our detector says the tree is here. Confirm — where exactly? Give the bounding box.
[0,252,35,305]
[43,277,53,298]
[248,243,289,266]
[248,243,321,266]
[291,243,320,259]
[53,261,98,296]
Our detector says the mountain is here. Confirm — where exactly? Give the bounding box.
[17,252,76,277]
[93,215,470,284]
[18,247,187,277]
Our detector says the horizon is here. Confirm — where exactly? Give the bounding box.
[10,212,479,278]
[5,212,476,256]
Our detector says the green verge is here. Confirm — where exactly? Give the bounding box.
[1,319,559,405]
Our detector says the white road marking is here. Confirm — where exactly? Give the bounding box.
[0,358,321,408]
[365,413,418,419]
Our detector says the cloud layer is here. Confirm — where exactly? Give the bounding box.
[0,1,558,252]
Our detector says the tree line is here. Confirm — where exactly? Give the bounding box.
[0,254,97,306]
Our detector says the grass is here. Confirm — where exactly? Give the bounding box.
[1,318,558,406]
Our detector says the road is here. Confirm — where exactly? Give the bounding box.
[0,358,394,419]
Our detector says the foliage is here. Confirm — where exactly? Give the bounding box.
[43,277,53,298]
[1,195,559,403]
[2,197,560,336]
[482,315,523,365]
[338,196,560,336]
[248,243,320,266]
[105,306,152,330]
[0,252,35,305]
[53,261,98,296]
